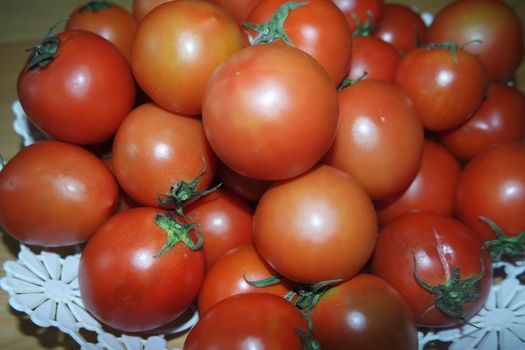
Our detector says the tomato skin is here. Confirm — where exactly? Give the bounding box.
[311,274,418,350]
[207,0,259,23]
[375,140,461,226]
[332,0,383,34]
[203,44,339,181]
[0,141,119,247]
[185,293,308,350]
[112,103,217,208]
[371,212,492,328]
[65,2,137,59]
[455,142,525,242]
[244,0,352,85]
[253,164,377,284]
[438,83,525,162]
[132,0,171,21]
[347,35,400,82]
[394,47,487,131]
[324,79,424,200]
[130,0,244,115]
[426,0,523,82]
[17,30,136,145]
[197,245,293,315]
[216,161,272,202]
[184,188,254,269]
[78,207,205,332]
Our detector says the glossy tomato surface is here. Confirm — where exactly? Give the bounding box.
[17,30,136,145]
[347,35,400,82]
[208,0,260,23]
[78,207,205,332]
[132,0,171,21]
[203,44,339,181]
[371,212,492,328]
[253,164,377,284]
[0,140,119,247]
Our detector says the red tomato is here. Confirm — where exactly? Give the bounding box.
[17,30,136,145]
[455,142,525,260]
[395,46,487,131]
[347,35,400,82]
[100,154,139,212]
[324,79,424,200]
[184,188,254,269]
[0,141,119,247]
[332,0,383,34]
[375,140,461,226]
[215,161,272,202]
[374,3,426,53]
[112,103,217,208]
[207,0,260,23]
[132,0,171,21]
[311,274,418,350]
[78,207,205,332]
[371,212,493,328]
[202,44,339,181]
[130,0,244,115]
[65,1,138,60]
[253,164,377,284]
[426,0,524,82]
[243,0,352,85]
[438,83,525,162]
[197,244,293,315]
[185,293,309,350]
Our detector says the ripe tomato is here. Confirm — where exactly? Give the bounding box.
[65,1,137,60]
[17,30,136,145]
[310,274,418,350]
[112,103,217,208]
[197,244,293,315]
[215,161,272,202]
[130,0,244,115]
[374,3,426,53]
[207,0,259,23]
[78,207,205,332]
[455,142,525,260]
[371,212,493,328]
[202,44,339,181]
[324,79,424,200]
[243,0,352,85]
[184,188,254,269]
[394,46,487,131]
[438,83,525,162]
[0,141,119,247]
[132,0,171,21]
[347,35,400,82]
[185,293,309,350]
[375,140,461,226]
[332,0,383,34]
[253,164,377,284]
[426,0,524,82]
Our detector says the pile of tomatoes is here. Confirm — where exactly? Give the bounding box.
[1,0,525,348]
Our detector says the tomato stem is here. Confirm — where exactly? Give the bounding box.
[79,0,113,13]
[25,22,63,70]
[480,216,525,261]
[351,10,375,37]
[154,212,203,257]
[243,1,309,46]
[337,71,368,90]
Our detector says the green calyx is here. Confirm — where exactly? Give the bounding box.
[351,11,375,37]
[243,1,309,46]
[25,23,62,70]
[154,212,203,258]
[79,0,113,12]
[412,254,484,323]
[481,216,525,261]
[426,40,482,64]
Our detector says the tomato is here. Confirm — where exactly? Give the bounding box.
[347,35,400,82]
[184,188,254,269]
[455,142,525,260]
[65,0,137,60]
[371,212,493,328]
[324,79,424,200]
[202,44,338,180]
[207,0,260,23]
[130,0,244,115]
[243,0,352,85]
[132,0,171,21]
[374,3,426,53]
[394,46,487,131]
[375,140,461,226]
[197,244,293,315]
[310,274,418,350]
[332,0,383,34]
[185,293,309,350]
[215,161,272,202]
[426,0,524,82]
[78,207,205,332]
[0,141,119,247]
[112,103,217,208]
[253,164,377,284]
[100,154,139,212]
[17,30,136,145]
[437,83,525,162]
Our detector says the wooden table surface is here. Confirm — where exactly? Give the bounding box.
[0,1,524,349]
